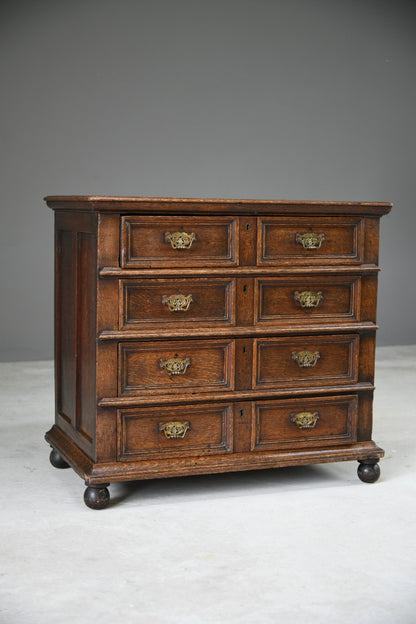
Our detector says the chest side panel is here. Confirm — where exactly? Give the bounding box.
[54,211,98,458]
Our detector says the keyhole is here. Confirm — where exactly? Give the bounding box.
[245,223,250,230]
[240,409,244,417]
[243,284,248,293]
[243,346,247,354]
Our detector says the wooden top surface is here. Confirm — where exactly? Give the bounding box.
[45,196,392,215]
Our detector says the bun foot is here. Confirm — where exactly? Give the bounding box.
[49,448,70,469]
[357,459,380,483]
[84,484,110,509]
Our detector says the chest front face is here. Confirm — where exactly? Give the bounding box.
[45,197,391,508]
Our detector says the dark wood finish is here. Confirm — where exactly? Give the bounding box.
[45,196,392,216]
[254,334,359,389]
[54,211,97,459]
[120,278,235,329]
[98,321,378,342]
[118,339,235,395]
[49,448,70,469]
[45,423,384,483]
[45,197,391,507]
[255,275,360,324]
[84,484,110,509]
[258,216,364,265]
[117,403,233,461]
[251,395,358,451]
[121,215,238,267]
[357,458,381,483]
[97,383,374,408]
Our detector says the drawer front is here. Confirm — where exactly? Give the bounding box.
[258,217,363,264]
[117,403,233,460]
[251,394,358,451]
[256,276,360,324]
[121,216,238,267]
[120,278,235,328]
[119,340,235,395]
[254,334,359,389]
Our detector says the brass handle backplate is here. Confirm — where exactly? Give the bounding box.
[159,421,190,439]
[294,290,323,308]
[291,411,320,429]
[165,231,196,249]
[160,355,191,376]
[292,350,320,367]
[295,232,326,249]
[162,294,193,312]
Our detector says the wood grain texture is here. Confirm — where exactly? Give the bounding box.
[251,394,358,451]
[46,197,390,506]
[117,403,233,461]
[255,275,360,324]
[54,211,97,458]
[258,216,364,264]
[97,382,375,408]
[118,339,235,395]
[254,334,359,389]
[45,196,392,217]
[45,424,384,485]
[121,215,238,267]
[120,278,236,329]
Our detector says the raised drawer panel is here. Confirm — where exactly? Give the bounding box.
[117,403,233,460]
[121,216,238,267]
[120,278,235,328]
[254,334,359,389]
[256,275,360,324]
[258,217,363,264]
[251,394,358,451]
[119,340,234,395]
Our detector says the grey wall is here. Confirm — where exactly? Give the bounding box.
[1,0,415,360]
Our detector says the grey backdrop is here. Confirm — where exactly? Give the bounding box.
[1,0,415,360]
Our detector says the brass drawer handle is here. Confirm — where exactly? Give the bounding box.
[159,421,190,439]
[292,350,320,367]
[294,290,323,308]
[291,411,320,429]
[164,231,196,249]
[160,355,191,376]
[162,294,193,312]
[295,232,326,249]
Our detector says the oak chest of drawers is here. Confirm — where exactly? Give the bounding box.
[45,196,391,508]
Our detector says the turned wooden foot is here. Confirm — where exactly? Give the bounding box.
[49,448,70,469]
[84,484,110,509]
[357,459,380,483]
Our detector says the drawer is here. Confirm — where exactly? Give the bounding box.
[251,394,358,451]
[117,403,233,460]
[254,334,359,389]
[121,216,238,267]
[119,340,235,395]
[258,217,363,264]
[120,278,235,328]
[255,275,360,324]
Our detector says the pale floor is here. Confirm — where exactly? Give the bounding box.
[0,346,415,624]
